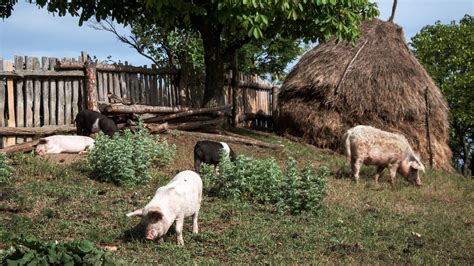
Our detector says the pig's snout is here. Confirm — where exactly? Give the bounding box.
[146,229,158,240]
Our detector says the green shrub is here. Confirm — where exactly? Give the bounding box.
[87,124,176,186]
[2,236,117,265]
[276,158,329,214]
[201,153,329,214]
[0,152,14,184]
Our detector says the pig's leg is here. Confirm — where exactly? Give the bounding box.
[194,159,201,173]
[351,158,362,183]
[374,166,384,183]
[192,208,200,234]
[388,164,398,185]
[175,216,185,245]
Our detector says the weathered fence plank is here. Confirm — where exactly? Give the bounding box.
[14,56,25,144]
[25,57,35,141]
[49,58,57,126]
[65,78,72,125]
[97,71,103,101]
[41,57,50,125]
[72,76,79,118]
[33,58,41,127]
[0,58,4,147]
[57,79,65,125]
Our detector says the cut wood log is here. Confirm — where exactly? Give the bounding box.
[0,125,76,136]
[145,105,230,123]
[0,139,39,154]
[131,113,159,121]
[103,104,190,114]
[120,123,169,134]
[145,123,169,133]
[108,92,132,105]
[167,130,284,149]
[168,117,225,131]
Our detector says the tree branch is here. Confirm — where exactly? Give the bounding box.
[89,19,160,65]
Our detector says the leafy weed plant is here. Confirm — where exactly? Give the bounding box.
[201,153,329,214]
[0,152,14,184]
[2,236,116,265]
[87,123,176,186]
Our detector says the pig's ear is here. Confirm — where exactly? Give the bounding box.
[38,138,49,144]
[126,209,143,217]
[410,160,425,172]
[147,207,164,220]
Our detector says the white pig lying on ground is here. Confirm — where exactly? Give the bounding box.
[127,170,203,245]
[35,135,95,155]
[343,125,425,186]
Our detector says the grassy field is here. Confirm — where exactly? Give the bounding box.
[1,129,473,264]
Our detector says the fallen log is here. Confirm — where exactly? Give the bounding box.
[167,130,284,149]
[0,125,76,136]
[103,104,190,114]
[168,117,225,131]
[145,105,231,123]
[120,123,169,134]
[165,115,218,124]
[0,139,39,154]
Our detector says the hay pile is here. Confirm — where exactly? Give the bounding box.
[278,19,452,170]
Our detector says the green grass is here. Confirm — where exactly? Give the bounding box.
[1,134,473,264]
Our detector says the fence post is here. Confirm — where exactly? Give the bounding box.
[6,62,16,146]
[84,60,98,111]
[231,51,239,127]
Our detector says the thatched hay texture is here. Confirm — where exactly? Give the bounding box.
[278,19,452,171]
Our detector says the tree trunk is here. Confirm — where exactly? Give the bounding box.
[470,148,474,177]
[231,50,240,127]
[200,24,225,107]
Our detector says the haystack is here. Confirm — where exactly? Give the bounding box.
[278,19,452,170]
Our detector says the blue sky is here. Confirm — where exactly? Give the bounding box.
[0,0,472,68]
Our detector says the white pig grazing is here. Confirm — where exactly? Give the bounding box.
[35,135,95,155]
[343,125,425,186]
[126,170,203,245]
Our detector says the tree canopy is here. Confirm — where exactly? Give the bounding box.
[2,0,379,106]
[411,15,474,176]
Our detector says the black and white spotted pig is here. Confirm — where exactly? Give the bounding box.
[194,140,236,173]
[75,109,119,137]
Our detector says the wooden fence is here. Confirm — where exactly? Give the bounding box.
[0,52,278,148]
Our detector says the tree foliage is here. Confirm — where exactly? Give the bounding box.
[2,0,378,106]
[411,15,474,175]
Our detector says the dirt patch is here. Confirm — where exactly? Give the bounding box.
[40,153,87,164]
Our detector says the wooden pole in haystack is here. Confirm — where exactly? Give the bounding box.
[388,0,398,22]
[425,87,433,168]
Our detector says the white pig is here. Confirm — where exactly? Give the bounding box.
[126,170,203,245]
[35,135,95,155]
